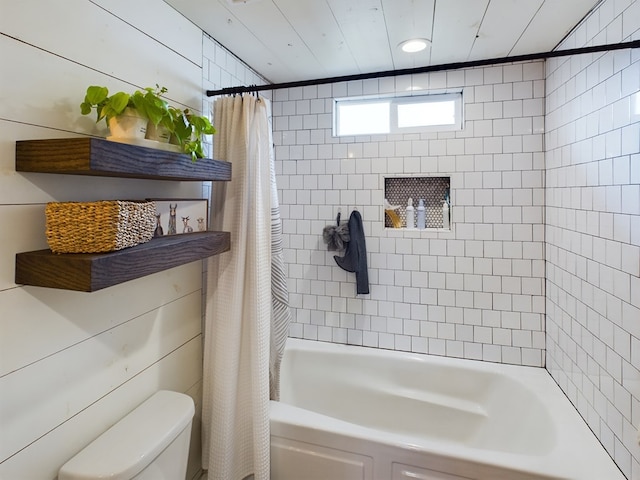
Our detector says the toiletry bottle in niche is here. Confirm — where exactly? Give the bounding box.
[417,199,426,229]
[442,199,450,229]
[405,197,415,229]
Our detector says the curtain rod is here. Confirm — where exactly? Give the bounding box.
[206,40,640,97]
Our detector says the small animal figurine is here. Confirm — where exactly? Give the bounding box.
[182,216,193,233]
[168,203,177,235]
[197,217,206,231]
[154,213,164,237]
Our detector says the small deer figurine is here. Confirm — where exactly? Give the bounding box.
[182,216,193,233]
[154,213,164,237]
[197,217,206,231]
[168,203,177,235]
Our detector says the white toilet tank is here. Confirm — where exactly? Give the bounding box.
[59,390,195,480]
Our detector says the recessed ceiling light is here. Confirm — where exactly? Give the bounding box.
[399,39,430,53]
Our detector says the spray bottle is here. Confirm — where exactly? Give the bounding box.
[417,199,426,229]
[405,198,415,229]
[442,200,450,229]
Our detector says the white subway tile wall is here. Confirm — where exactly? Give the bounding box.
[201,33,269,161]
[273,60,547,367]
[545,0,640,477]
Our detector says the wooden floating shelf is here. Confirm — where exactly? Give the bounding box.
[16,137,231,181]
[15,231,230,292]
[15,138,232,291]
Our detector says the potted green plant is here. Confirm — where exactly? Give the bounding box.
[80,85,171,141]
[169,107,217,162]
[81,85,216,160]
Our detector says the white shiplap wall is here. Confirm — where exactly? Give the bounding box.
[0,2,261,479]
[545,0,640,478]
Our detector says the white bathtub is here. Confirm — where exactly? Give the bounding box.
[270,338,624,480]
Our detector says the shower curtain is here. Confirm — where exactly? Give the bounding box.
[202,94,291,480]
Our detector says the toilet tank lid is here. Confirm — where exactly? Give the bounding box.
[59,390,195,480]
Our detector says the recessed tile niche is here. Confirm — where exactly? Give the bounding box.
[384,176,451,229]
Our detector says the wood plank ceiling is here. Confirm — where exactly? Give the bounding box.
[165,0,603,84]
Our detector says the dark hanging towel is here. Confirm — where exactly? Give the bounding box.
[334,210,369,295]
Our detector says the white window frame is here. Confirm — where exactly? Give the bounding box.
[333,91,463,137]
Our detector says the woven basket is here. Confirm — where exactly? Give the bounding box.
[45,200,157,253]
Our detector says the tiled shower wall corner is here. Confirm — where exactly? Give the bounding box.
[544,0,640,477]
[201,33,270,163]
[273,60,546,367]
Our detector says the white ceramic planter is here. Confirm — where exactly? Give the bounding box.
[108,107,147,140]
[145,122,171,143]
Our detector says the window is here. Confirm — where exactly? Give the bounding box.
[334,92,462,137]
[336,100,390,136]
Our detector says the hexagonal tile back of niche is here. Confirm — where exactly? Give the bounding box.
[385,176,450,229]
